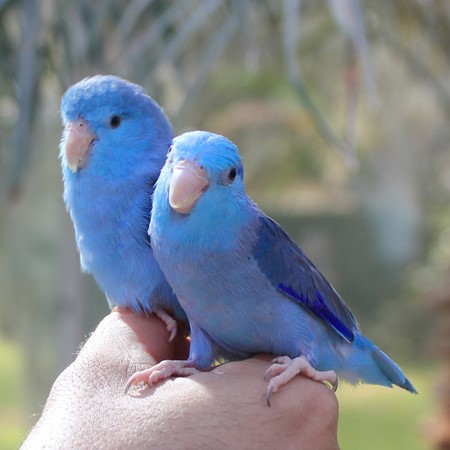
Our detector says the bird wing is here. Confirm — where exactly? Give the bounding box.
[252,214,359,342]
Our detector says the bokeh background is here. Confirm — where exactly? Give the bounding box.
[1,0,449,448]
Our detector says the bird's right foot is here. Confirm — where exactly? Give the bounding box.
[264,355,338,406]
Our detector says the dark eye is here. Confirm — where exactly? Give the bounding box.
[227,167,237,183]
[167,145,173,155]
[110,115,121,128]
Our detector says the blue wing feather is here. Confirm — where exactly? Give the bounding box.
[252,215,359,342]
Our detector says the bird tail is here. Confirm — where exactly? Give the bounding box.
[337,334,418,393]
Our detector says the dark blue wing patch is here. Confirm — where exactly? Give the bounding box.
[278,283,354,342]
[253,215,358,343]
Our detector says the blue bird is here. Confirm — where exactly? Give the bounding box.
[127,130,417,403]
[60,75,186,338]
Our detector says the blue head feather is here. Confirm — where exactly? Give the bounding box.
[60,75,172,180]
[151,131,250,252]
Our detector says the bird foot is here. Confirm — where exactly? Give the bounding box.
[264,355,338,406]
[153,309,178,342]
[125,360,200,393]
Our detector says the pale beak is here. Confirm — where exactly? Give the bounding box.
[169,160,209,214]
[64,118,96,172]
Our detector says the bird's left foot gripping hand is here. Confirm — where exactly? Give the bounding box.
[125,360,200,392]
[153,308,178,343]
[264,356,338,406]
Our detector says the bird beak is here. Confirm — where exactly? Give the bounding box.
[169,160,209,214]
[64,118,96,172]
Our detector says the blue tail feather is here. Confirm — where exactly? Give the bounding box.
[335,334,417,393]
[371,346,418,394]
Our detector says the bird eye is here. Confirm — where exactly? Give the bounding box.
[227,167,237,183]
[110,115,121,128]
[167,145,173,155]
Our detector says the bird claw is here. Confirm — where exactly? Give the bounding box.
[330,377,339,392]
[125,360,200,393]
[153,309,178,342]
[265,384,274,407]
[264,355,338,406]
[263,355,292,381]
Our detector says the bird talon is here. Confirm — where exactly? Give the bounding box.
[125,372,149,394]
[153,309,178,343]
[124,382,132,395]
[265,384,273,407]
[124,377,138,394]
[331,377,339,392]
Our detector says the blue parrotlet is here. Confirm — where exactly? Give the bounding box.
[127,130,417,403]
[60,75,186,339]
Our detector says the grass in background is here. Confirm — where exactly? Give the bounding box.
[0,339,27,450]
[337,367,435,450]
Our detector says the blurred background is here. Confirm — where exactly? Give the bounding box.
[0,0,449,448]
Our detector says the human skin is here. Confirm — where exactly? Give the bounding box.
[21,309,339,450]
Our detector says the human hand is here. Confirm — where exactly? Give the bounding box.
[21,309,339,450]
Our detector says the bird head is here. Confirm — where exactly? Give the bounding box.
[60,75,173,179]
[159,131,245,216]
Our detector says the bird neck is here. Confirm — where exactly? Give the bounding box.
[64,169,154,237]
[151,189,252,254]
